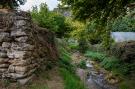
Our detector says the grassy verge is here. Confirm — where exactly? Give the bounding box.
[85,51,135,89]
[85,51,135,76]
[58,48,87,89]
[59,68,86,89]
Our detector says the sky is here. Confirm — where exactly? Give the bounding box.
[20,0,59,11]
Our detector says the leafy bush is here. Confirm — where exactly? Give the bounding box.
[111,16,135,32]
[31,3,70,38]
[85,20,102,45]
[78,38,88,53]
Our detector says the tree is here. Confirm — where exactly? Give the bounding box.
[31,3,70,38]
[60,0,135,23]
[60,0,135,50]
[0,0,26,9]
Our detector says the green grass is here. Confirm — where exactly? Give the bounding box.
[119,79,135,89]
[59,68,86,89]
[69,43,79,50]
[85,51,135,89]
[85,51,107,62]
[28,84,49,89]
[77,60,87,69]
[85,51,134,76]
[59,46,87,89]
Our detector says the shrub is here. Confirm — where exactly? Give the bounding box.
[111,16,135,32]
[31,3,70,38]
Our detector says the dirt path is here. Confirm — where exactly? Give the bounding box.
[46,67,64,89]
[71,51,86,64]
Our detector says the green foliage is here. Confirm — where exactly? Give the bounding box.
[68,43,79,50]
[78,38,88,53]
[67,18,88,52]
[0,0,26,9]
[85,51,135,76]
[101,57,120,70]
[68,18,85,40]
[61,0,134,22]
[59,68,87,89]
[58,39,87,89]
[77,60,87,69]
[85,51,107,62]
[59,48,75,74]
[119,80,135,89]
[2,79,11,88]
[111,16,135,32]
[85,21,102,45]
[57,38,75,73]
[60,0,135,50]
[68,39,79,51]
[31,3,70,38]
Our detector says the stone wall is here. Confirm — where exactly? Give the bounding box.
[0,10,58,84]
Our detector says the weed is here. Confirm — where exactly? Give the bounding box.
[59,68,87,89]
[2,79,10,87]
[77,60,87,69]
[59,44,87,89]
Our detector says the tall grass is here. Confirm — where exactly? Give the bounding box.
[59,45,87,89]
[59,68,86,89]
[85,51,134,76]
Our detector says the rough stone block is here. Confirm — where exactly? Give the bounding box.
[17,75,34,85]
[14,20,27,28]
[0,32,10,42]
[0,28,10,32]
[15,36,28,42]
[11,29,27,37]
[7,50,26,59]
[11,43,34,51]
[0,58,9,63]
[7,68,35,79]
[0,46,8,52]
[0,52,7,58]
[8,63,37,73]
[2,42,11,48]
[9,59,32,66]
[0,68,7,73]
[0,64,9,68]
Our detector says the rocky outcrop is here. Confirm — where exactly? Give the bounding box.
[0,10,58,84]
